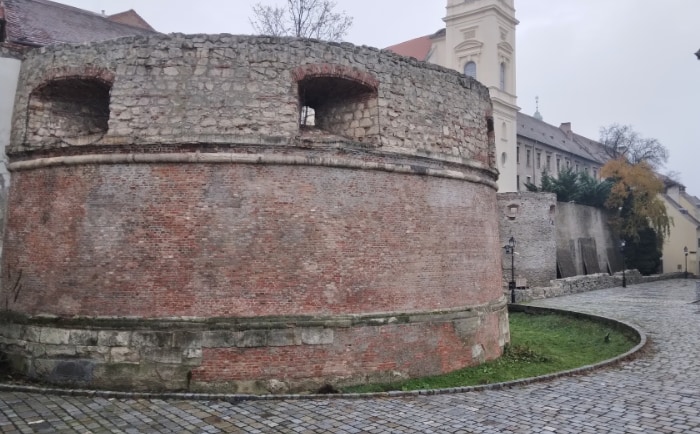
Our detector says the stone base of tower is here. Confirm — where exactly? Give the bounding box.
[0,303,508,394]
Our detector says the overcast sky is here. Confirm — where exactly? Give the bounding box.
[59,0,700,195]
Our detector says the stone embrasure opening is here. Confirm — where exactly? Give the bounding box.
[27,78,110,144]
[298,76,378,141]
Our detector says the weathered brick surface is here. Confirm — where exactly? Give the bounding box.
[1,34,505,392]
[5,164,501,318]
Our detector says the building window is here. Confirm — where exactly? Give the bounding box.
[526,149,531,167]
[556,158,561,173]
[566,160,571,169]
[575,163,579,172]
[464,61,477,79]
[517,146,520,164]
[526,175,531,185]
[517,175,520,191]
[537,152,542,169]
[499,62,506,91]
[593,168,598,178]
[546,155,552,171]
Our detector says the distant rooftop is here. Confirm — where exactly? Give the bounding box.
[385,29,445,61]
[1,0,156,47]
[517,113,607,165]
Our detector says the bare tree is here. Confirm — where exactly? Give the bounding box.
[599,124,669,169]
[251,0,353,41]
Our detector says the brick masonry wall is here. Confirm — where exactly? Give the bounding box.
[497,192,557,287]
[1,35,506,391]
[5,163,502,318]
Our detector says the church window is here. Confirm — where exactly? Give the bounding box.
[499,62,506,91]
[526,149,531,167]
[464,61,477,79]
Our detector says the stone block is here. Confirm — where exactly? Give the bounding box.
[267,329,301,347]
[201,330,242,348]
[69,330,99,346]
[0,324,23,339]
[141,347,182,364]
[454,317,481,340]
[238,330,267,348]
[110,347,140,363]
[45,345,77,357]
[131,331,172,348]
[172,331,202,349]
[301,328,334,345]
[40,328,71,345]
[23,326,42,343]
[98,331,130,347]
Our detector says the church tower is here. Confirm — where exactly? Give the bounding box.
[443,0,519,192]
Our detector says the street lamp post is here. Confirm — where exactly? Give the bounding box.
[620,240,627,288]
[504,237,516,303]
[684,246,689,279]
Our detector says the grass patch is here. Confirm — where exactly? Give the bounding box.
[342,311,638,393]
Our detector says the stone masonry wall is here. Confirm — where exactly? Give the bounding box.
[498,192,557,287]
[11,34,494,164]
[513,272,683,303]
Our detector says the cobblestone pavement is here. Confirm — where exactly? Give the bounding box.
[1,279,699,433]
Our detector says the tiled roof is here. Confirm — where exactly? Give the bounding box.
[2,0,156,47]
[385,29,444,61]
[517,112,607,165]
[107,10,155,32]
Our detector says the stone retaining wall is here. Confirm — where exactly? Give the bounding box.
[513,272,685,303]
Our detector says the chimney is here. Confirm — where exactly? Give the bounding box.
[560,122,573,140]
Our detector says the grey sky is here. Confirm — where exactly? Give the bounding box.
[59,0,700,194]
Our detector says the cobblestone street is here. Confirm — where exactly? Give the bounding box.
[1,279,699,433]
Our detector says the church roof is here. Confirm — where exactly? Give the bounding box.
[385,28,445,61]
[1,0,156,47]
[517,113,607,165]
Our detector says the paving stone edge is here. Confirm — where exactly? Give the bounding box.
[0,305,647,402]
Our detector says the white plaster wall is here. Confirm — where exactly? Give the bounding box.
[441,0,519,192]
[0,57,21,187]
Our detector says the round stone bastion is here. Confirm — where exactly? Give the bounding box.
[0,34,508,394]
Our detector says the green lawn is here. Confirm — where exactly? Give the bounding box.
[342,311,638,393]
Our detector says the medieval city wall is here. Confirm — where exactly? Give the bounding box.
[557,202,620,276]
[497,192,557,287]
[1,34,505,393]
